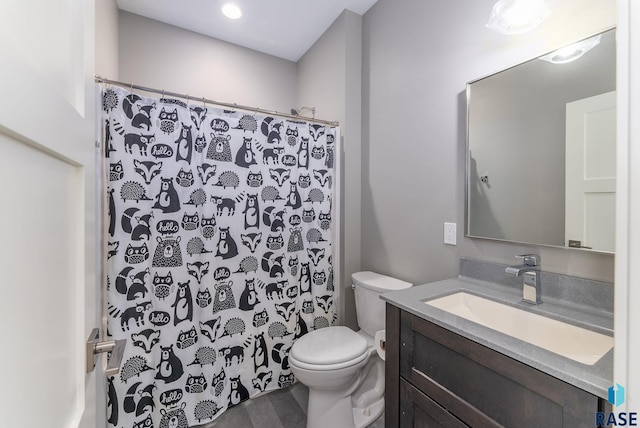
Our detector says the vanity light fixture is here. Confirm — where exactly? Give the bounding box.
[221,3,242,20]
[486,0,551,35]
[539,35,602,64]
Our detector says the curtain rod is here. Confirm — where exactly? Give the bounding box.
[95,75,339,127]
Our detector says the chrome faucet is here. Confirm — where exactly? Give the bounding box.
[505,254,542,305]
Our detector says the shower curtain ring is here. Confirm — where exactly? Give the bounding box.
[202,97,206,108]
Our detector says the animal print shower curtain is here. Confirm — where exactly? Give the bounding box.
[102,86,336,428]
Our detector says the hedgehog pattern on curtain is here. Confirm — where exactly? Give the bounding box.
[102,86,336,428]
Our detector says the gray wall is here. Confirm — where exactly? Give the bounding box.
[362,0,616,285]
[118,11,297,113]
[296,10,362,328]
[95,0,119,79]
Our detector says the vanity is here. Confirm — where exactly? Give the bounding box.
[382,258,613,428]
[384,26,618,427]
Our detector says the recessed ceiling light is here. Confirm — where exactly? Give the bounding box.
[222,3,242,20]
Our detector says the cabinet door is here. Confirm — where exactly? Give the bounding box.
[401,379,469,428]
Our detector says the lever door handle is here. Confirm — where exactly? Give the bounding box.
[86,328,127,376]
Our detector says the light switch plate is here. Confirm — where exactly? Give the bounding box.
[444,222,457,245]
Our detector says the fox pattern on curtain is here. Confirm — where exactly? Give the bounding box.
[103,86,336,428]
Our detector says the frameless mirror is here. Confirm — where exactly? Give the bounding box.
[466,28,616,253]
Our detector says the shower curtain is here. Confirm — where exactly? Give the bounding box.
[102,86,336,427]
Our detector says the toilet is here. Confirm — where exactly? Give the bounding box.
[289,271,412,428]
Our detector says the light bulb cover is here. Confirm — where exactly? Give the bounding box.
[222,3,242,20]
[486,0,551,35]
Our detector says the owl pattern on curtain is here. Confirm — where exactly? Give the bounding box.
[102,86,336,427]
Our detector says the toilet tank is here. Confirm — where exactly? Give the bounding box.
[352,271,412,336]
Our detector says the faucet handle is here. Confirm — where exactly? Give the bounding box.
[516,254,540,266]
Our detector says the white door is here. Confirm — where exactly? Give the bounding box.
[565,91,616,252]
[0,1,103,428]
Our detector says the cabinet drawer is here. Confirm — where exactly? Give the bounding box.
[401,378,469,428]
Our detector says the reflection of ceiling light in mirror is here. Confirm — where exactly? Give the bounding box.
[486,0,551,35]
[222,3,242,19]
[539,35,602,64]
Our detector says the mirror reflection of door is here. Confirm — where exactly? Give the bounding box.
[565,91,616,252]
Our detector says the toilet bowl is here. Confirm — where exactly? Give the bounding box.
[290,271,412,428]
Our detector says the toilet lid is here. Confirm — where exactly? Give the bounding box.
[291,326,368,366]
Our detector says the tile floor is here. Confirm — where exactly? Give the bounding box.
[196,382,385,428]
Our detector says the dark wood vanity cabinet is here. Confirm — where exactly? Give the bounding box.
[385,304,607,428]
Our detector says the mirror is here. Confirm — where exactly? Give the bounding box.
[466,28,616,253]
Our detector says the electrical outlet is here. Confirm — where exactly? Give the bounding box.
[444,222,457,245]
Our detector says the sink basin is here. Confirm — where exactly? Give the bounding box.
[425,292,613,365]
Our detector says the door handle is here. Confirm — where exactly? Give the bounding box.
[568,240,592,249]
[86,328,127,376]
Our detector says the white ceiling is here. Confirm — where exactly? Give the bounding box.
[116,0,379,62]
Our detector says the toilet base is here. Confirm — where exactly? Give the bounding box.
[306,388,356,428]
[305,388,384,428]
[352,397,384,428]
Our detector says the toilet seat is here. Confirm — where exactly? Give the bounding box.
[290,326,370,371]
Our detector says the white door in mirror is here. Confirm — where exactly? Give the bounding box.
[565,91,616,252]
